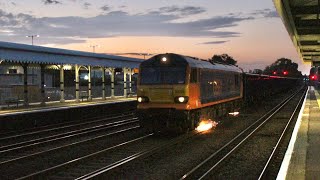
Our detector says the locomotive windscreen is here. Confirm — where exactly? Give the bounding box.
[140,67,186,85]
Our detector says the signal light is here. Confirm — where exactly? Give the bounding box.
[283,71,288,75]
[311,75,317,80]
[273,71,277,75]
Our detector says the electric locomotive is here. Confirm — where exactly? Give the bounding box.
[137,53,243,133]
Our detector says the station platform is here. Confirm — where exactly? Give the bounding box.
[277,86,320,179]
[0,96,136,117]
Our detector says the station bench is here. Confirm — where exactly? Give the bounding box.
[126,92,135,97]
[80,91,89,101]
[4,98,24,107]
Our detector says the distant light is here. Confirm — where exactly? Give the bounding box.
[283,71,288,75]
[229,112,240,116]
[64,65,72,70]
[273,71,277,75]
[84,75,89,80]
[137,97,142,102]
[162,57,167,62]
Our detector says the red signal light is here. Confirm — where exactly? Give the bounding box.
[273,71,277,75]
[311,75,317,80]
[283,71,288,75]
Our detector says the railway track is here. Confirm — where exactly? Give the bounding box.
[0,87,306,179]
[0,111,141,179]
[180,87,307,179]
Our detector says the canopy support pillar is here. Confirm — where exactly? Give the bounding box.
[102,67,106,100]
[75,64,80,102]
[88,66,92,101]
[60,65,65,103]
[22,63,29,106]
[40,64,46,106]
[123,68,127,97]
[110,68,115,98]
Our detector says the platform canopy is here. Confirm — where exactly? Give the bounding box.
[274,0,320,66]
[0,41,143,68]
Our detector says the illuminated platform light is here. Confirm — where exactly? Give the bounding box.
[195,119,218,132]
[229,111,240,116]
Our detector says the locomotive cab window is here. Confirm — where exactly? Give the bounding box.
[140,67,186,85]
[190,68,198,83]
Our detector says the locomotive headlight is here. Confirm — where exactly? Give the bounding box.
[137,96,149,103]
[174,96,189,103]
[161,57,167,62]
[178,97,185,103]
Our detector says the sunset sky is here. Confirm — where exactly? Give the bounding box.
[0,0,311,74]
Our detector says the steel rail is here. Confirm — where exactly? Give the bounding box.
[0,117,137,152]
[76,132,199,180]
[258,88,307,179]
[180,88,302,180]
[0,112,134,141]
[0,121,139,165]
[197,88,304,179]
[16,134,153,180]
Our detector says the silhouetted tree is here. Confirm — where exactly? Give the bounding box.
[263,58,302,77]
[210,54,237,65]
[252,69,263,74]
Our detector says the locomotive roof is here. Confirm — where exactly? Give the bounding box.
[142,53,243,73]
[182,55,243,73]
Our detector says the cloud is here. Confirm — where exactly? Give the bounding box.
[0,7,254,45]
[83,2,91,10]
[159,6,206,16]
[101,5,111,12]
[250,9,279,18]
[42,0,62,5]
[201,40,229,45]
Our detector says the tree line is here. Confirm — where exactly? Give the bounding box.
[210,54,302,77]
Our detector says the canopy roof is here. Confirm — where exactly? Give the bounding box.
[0,41,143,68]
[274,0,320,65]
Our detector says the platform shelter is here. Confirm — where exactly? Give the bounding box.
[0,41,143,107]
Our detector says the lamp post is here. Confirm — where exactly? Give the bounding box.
[26,35,40,45]
[26,35,40,85]
[90,45,99,53]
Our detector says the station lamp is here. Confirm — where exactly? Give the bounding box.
[26,35,40,45]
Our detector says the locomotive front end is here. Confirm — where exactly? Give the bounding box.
[137,54,192,133]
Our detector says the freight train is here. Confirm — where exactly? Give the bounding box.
[137,53,300,133]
